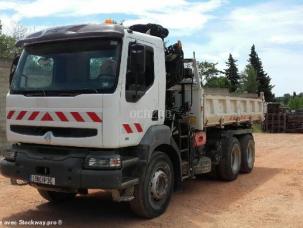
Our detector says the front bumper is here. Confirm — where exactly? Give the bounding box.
[0,144,140,190]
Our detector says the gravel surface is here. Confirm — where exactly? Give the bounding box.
[0,133,303,227]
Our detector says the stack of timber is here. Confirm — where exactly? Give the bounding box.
[263,103,303,133]
[286,111,303,133]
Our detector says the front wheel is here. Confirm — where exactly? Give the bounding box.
[38,189,76,202]
[130,151,174,218]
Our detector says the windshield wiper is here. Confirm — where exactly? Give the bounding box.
[14,90,47,96]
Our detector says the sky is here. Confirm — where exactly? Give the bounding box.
[0,0,302,96]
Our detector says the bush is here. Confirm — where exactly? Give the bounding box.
[288,96,303,110]
[204,76,230,88]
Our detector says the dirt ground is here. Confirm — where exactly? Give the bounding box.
[0,133,303,227]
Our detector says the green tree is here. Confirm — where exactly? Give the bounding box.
[197,61,223,84]
[205,76,230,88]
[0,21,24,59]
[249,45,274,101]
[0,34,17,58]
[241,64,258,93]
[288,96,303,110]
[225,54,240,92]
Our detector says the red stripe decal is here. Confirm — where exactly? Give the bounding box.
[28,111,39,121]
[123,124,133,134]
[134,123,143,132]
[71,112,84,122]
[16,111,27,120]
[41,112,53,121]
[7,111,15,119]
[56,112,68,122]
[87,112,102,122]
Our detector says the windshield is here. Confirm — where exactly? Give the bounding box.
[11,39,122,95]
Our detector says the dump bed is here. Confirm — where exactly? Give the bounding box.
[178,60,265,130]
[203,91,264,128]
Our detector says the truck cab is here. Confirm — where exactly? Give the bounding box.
[6,24,166,149]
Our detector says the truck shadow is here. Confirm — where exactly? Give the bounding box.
[2,166,281,227]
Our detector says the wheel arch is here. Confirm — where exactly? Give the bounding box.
[154,143,182,191]
[139,125,182,190]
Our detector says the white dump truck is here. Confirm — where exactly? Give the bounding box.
[0,21,264,218]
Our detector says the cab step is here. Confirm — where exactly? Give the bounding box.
[121,177,139,189]
[180,135,188,139]
[181,161,189,176]
[180,148,189,153]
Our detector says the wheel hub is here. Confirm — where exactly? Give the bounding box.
[150,170,168,201]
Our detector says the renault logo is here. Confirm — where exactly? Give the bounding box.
[44,131,52,143]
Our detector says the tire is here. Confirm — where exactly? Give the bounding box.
[38,189,76,202]
[130,151,174,218]
[217,137,241,181]
[239,134,255,173]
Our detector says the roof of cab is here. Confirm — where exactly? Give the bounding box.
[16,23,125,47]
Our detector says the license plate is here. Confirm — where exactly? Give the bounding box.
[30,175,56,185]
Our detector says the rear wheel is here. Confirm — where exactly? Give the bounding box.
[217,137,241,181]
[38,189,76,202]
[239,134,255,173]
[130,151,174,218]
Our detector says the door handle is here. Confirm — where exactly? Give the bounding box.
[152,110,159,121]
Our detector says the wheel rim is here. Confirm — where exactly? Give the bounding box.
[231,145,240,174]
[150,169,169,201]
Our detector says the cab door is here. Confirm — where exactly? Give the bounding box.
[119,38,161,147]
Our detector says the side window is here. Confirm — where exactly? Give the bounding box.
[21,55,53,89]
[126,44,154,102]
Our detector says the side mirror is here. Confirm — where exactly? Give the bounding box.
[9,55,20,86]
[130,43,146,74]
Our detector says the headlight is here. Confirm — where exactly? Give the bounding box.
[84,155,121,169]
[3,149,16,162]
